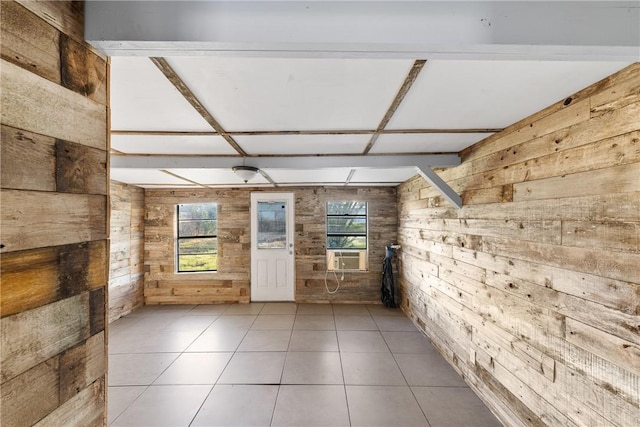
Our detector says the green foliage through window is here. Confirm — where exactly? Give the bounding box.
[326,201,367,249]
[177,203,218,272]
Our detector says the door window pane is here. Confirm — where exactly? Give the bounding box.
[257,201,287,249]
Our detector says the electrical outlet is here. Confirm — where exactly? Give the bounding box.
[469,348,476,364]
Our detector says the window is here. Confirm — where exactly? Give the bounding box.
[327,201,367,249]
[326,201,368,271]
[177,203,218,272]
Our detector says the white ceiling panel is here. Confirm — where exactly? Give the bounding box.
[235,134,371,155]
[167,168,269,185]
[166,57,413,131]
[387,60,630,129]
[263,168,351,183]
[371,133,492,154]
[110,168,190,185]
[350,167,417,183]
[110,57,212,131]
[111,134,238,155]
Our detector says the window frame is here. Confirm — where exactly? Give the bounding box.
[176,203,218,273]
[326,201,368,251]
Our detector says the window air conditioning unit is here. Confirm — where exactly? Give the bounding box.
[327,250,367,271]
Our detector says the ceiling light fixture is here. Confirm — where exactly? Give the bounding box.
[232,165,259,183]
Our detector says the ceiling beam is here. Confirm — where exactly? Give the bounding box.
[112,154,463,207]
[149,57,248,156]
[345,169,356,186]
[111,128,501,136]
[111,154,460,170]
[86,1,639,61]
[416,166,462,209]
[258,169,278,188]
[160,169,209,188]
[363,60,426,154]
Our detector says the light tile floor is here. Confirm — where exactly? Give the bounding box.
[108,303,502,427]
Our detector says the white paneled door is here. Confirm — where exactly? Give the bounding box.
[250,193,295,301]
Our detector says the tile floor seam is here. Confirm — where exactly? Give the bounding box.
[186,384,216,427]
[109,384,150,426]
[407,377,435,427]
[335,306,353,427]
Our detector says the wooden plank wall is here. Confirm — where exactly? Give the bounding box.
[109,181,144,322]
[397,63,640,426]
[144,187,397,304]
[0,1,108,426]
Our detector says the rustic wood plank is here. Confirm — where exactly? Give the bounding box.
[430,290,610,425]
[89,288,106,336]
[1,240,108,318]
[56,139,107,195]
[566,318,640,376]
[553,359,640,425]
[459,192,640,222]
[0,189,107,253]
[471,365,546,427]
[1,59,107,150]
[590,77,640,118]
[0,293,90,382]
[513,162,640,202]
[461,63,640,161]
[402,217,561,245]
[471,101,640,176]
[462,184,513,205]
[405,191,640,223]
[562,220,640,253]
[475,348,588,426]
[59,332,104,404]
[463,98,591,162]
[146,295,249,305]
[499,130,640,188]
[59,33,107,104]
[1,124,56,191]
[0,1,60,84]
[452,246,639,316]
[33,378,105,427]
[0,357,60,427]
[415,268,639,416]
[590,71,640,111]
[481,236,639,283]
[15,0,84,45]
[485,273,640,346]
[538,334,640,409]
[108,276,143,323]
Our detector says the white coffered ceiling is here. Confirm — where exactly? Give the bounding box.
[110,56,629,188]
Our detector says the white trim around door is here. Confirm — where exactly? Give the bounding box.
[250,192,295,301]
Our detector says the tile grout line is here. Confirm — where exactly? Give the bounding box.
[334,304,354,427]
[193,304,242,425]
